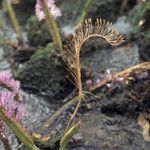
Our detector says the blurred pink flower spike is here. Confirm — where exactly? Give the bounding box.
[35,0,61,21]
[0,71,22,101]
[0,91,25,143]
[0,71,25,122]
[0,92,25,122]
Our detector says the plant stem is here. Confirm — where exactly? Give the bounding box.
[59,121,80,150]
[64,96,82,133]
[0,108,39,150]
[77,0,93,24]
[42,96,79,129]
[6,0,22,44]
[64,49,83,132]
[41,0,63,53]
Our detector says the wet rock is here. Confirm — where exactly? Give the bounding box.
[0,48,11,70]
[72,147,86,150]
[51,130,57,135]
[73,133,83,143]
[82,44,139,83]
[96,129,106,138]
[77,112,150,150]
[22,92,54,131]
[0,60,10,69]
[110,44,139,71]
[0,47,4,60]
[113,16,133,40]
[56,124,63,131]
[62,25,74,36]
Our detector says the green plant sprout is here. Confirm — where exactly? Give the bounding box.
[59,121,80,150]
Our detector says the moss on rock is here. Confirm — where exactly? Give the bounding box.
[14,43,72,102]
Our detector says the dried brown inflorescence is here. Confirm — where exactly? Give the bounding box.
[63,18,125,132]
[64,18,124,90]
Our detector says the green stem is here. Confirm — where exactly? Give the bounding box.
[59,121,80,150]
[41,0,62,53]
[64,50,83,132]
[5,0,22,44]
[77,0,93,24]
[42,96,79,129]
[0,108,39,150]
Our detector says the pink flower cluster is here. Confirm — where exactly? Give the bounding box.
[0,71,22,101]
[35,0,61,21]
[0,92,25,121]
[0,71,25,121]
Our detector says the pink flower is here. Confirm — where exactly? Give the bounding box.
[0,92,25,121]
[35,0,61,21]
[0,71,25,121]
[0,71,25,141]
[0,71,22,101]
[0,92,25,139]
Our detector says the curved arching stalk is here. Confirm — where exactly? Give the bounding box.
[64,18,125,132]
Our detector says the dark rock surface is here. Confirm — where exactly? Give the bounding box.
[14,43,72,102]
